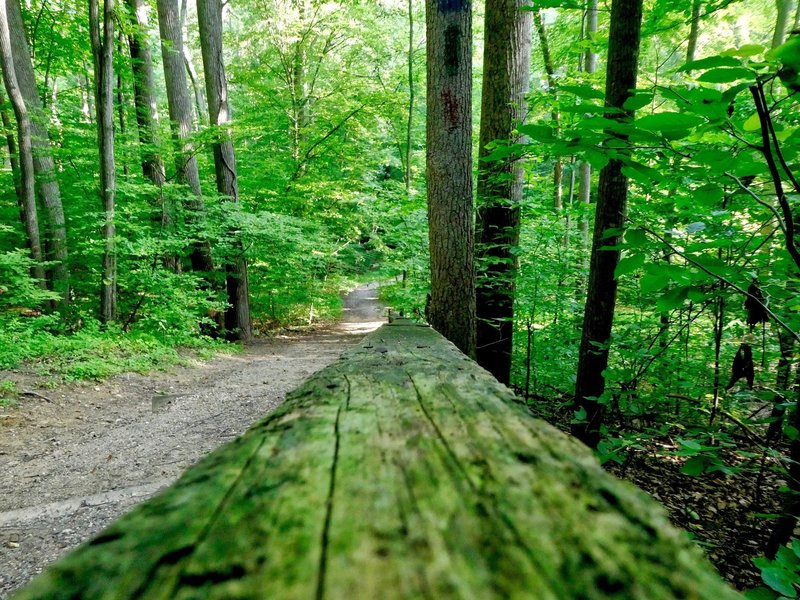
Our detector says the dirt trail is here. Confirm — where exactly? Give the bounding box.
[0,284,385,598]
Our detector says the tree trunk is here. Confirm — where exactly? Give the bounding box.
[116,66,131,180]
[183,45,206,127]
[156,0,214,274]
[773,0,796,48]
[533,9,562,212]
[426,0,475,357]
[576,0,598,291]
[196,0,252,341]
[7,0,69,302]
[474,0,532,385]
[572,0,644,448]
[686,0,702,62]
[0,0,45,288]
[0,88,22,211]
[404,0,414,195]
[125,0,167,188]
[90,0,117,324]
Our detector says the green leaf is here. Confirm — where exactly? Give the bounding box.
[760,566,798,598]
[622,161,665,183]
[641,272,671,294]
[744,585,779,600]
[743,112,763,132]
[657,286,689,312]
[615,254,645,278]
[623,93,654,111]
[722,44,767,58]
[635,112,704,134]
[681,456,706,476]
[625,228,649,248]
[557,84,605,101]
[697,67,755,83]
[678,55,742,72]
[516,123,557,142]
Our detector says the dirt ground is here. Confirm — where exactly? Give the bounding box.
[0,284,385,599]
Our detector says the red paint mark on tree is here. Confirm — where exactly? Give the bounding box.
[441,88,460,129]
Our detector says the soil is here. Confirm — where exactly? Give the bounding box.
[0,283,385,599]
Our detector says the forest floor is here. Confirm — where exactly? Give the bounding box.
[0,283,385,599]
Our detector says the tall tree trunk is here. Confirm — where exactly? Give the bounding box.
[0,0,45,288]
[90,0,117,323]
[196,0,252,341]
[156,0,214,273]
[576,0,598,290]
[124,0,172,234]
[404,0,414,195]
[475,0,532,385]
[183,45,206,127]
[572,0,644,448]
[686,0,702,62]
[116,66,131,180]
[425,0,475,357]
[7,0,69,302]
[290,0,308,169]
[533,9,562,212]
[0,88,22,210]
[773,0,796,48]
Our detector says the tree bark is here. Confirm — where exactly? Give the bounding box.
[404,0,414,195]
[533,9,562,212]
[197,0,252,341]
[572,0,644,448]
[125,0,167,188]
[426,0,475,357]
[156,0,214,274]
[576,0,598,287]
[474,0,531,385]
[0,88,22,212]
[686,0,702,62]
[7,0,69,302]
[183,44,206,127]
[0,0,45,288]
[90,0,117,323]
[773,0,796,48]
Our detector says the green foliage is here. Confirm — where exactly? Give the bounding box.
[750,543,800,599]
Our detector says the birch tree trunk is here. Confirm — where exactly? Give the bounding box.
[7,0,69,302]
[0,0,45,288]
[90,0,117,323]
[572,0,644,448]
[475,0,531,384]
[426,0,475,356]
[197,0,252,340]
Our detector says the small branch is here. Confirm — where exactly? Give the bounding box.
[639,225,800,344]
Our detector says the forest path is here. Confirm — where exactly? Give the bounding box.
[0,283,385,598]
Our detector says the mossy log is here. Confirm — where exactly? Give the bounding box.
[15,321,741,599]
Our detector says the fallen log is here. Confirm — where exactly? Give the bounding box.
[14,320,741,599]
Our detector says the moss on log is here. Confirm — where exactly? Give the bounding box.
[14,321,740,599]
